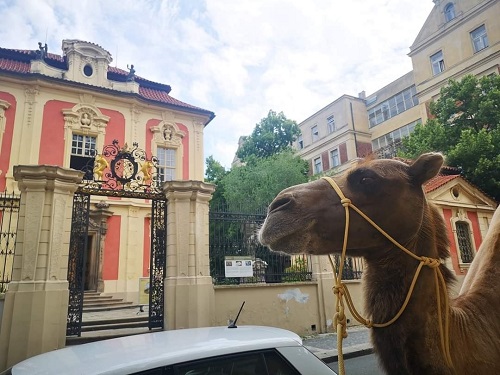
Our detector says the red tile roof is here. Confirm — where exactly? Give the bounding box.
[0,58,30,73]
[0,47,214,119]
[424,174,460,193]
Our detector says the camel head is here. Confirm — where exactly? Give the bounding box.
[259,153,444,258]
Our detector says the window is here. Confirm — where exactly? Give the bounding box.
[70,134,96,180]
[372,119,421,152]
[444,3,455,22]
[297,134,303,149]
[330,149,340,168]
[368,86,418,127]
[173,350,300,375]
[456,221,474,263]
[313,157,322,174]
[157,147,176,181]
[311,125,319,142]
[327,115,335,133]
[471,25,488,53]
[431,51,445,75]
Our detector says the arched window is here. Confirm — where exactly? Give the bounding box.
[444,3,455,22]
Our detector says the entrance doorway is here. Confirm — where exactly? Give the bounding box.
[66,141,167,337]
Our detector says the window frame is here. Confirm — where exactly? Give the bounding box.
[470,24,488,53]
[330,148,340,168]
[430,50,445,76]
[297,134,304,149]
[327,115,335,134]
[156,147,176,182]
[313,157,322,174]
[444,3,455,22]
[311,125,319,142]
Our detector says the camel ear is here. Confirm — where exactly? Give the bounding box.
[408,153,444,186]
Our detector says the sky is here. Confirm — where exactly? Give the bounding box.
[0,0,435,169]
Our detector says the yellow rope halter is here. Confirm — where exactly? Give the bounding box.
[321,176,453,374]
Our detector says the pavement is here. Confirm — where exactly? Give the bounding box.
[302,326,373,363]
[81,307,373,362]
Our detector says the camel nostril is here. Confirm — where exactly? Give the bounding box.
[269,196,292,212]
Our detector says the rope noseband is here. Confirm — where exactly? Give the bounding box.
[321,176,453,374]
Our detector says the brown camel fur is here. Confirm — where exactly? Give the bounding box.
[259,153,500,375]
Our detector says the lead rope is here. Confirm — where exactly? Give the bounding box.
[321,177,453,374]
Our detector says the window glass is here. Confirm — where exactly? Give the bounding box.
[70,134,96,180]
[330,149,340,167]
[431,51,445,75]
[173,350,300,375]
[444,3,455,22]
[313,157,322,174]
[157,147,176,181]
[297,135,303,149]
[471,25,488,53]
[311,125,319,142]
[327,115,335,133]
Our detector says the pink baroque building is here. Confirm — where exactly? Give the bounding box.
[0,39,214,302]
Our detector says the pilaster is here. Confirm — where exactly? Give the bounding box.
[162,180,215,329]
[0,165,83,370]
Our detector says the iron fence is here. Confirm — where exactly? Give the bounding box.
[209,204,364,284]
[209,204,313,285]
[0,191,20,292]
[329,255,364,280]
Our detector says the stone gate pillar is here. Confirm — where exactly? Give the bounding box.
[163,180,215,330]
[0,165,83,370]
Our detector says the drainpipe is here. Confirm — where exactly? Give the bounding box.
[350,102,358,158]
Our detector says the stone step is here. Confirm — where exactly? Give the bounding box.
[83,298,126,306]
[66,328,160,346]
[81,317,149,332]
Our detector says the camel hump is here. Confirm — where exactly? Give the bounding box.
[459,205,500,294]
[409,152,444,185]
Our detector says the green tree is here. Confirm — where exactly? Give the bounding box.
[221,150,308,212]
[205,155,228,208]
[399,74,500,200]
[236,110,301,163]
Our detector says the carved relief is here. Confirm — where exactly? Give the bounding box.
[23,86,40,128]
[151,122,185,147]
[130,104,143,142]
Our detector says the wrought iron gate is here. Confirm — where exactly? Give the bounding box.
[66,141,167,336]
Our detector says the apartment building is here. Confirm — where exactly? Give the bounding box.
[297,0,499,174]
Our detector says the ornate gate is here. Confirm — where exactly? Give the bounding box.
[66,141,167,336]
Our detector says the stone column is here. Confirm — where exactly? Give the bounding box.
[163,180,215,330]
[0,165,83,370]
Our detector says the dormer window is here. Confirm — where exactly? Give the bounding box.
[444,3,455,22]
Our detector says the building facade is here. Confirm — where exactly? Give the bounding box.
[295,0,499,282]
[0,40,214,302]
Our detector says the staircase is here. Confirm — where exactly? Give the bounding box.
[82,291,135,312]
[66,292,157,345]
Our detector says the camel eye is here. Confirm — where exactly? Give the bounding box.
[360,177,373,185]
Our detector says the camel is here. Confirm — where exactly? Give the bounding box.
[259,153,500,375]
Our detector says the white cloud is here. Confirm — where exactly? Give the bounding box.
[0,0,434,169]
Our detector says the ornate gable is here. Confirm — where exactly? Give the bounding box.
[426,175,497,210]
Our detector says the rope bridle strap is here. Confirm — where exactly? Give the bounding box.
[321,176,453,374]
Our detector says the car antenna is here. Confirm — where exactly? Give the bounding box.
[228,301,245,328]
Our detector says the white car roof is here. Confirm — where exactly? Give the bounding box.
[11,326,304,375]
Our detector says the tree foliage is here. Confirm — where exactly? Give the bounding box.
[236,110,301,163]
[205,155,228,207]
[221,150,309,212]
[399,74,500,200]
